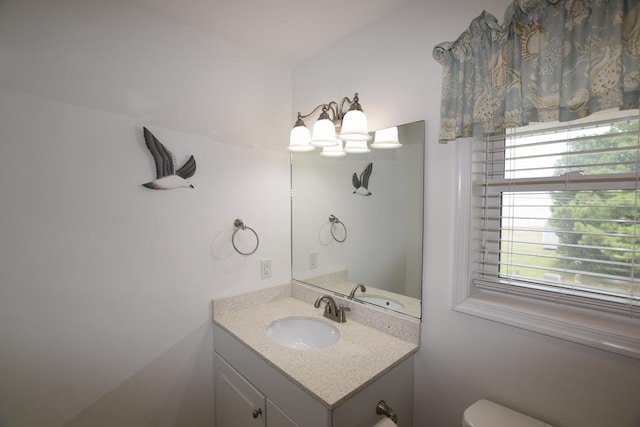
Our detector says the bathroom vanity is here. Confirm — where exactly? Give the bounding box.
[212,283,419,427]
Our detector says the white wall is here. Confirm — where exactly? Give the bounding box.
[293,1,640,426]
[0,1,291,426]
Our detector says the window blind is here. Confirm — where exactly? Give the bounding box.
[471,110,640,315]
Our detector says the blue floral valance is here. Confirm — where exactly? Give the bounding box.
[433,0,640,143]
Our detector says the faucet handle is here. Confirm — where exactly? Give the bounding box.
[338,304,351,323]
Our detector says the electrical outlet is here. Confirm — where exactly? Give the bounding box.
[309,252,318,269]
[261,259,272,279]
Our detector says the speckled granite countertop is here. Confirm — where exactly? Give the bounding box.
[212,284,418,408]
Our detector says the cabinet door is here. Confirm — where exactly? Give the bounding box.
[215,325,330,427]
[266,399,299,427]
[215,354,266,427]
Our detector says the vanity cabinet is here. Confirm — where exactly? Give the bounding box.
[214,325,414,427]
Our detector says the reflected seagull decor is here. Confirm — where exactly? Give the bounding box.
[141,127,196,190]
[352,162,373,196]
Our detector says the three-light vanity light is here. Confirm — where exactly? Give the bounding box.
[287,93,401,157]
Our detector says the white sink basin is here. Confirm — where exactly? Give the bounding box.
[358,295,405,312]
[266,317,340,350]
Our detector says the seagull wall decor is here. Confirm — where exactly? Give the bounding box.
[352,162,373,196]
[141,127,196,190]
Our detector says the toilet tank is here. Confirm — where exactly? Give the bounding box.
[463,400,553,427]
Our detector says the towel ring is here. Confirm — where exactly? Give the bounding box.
[232,219,259,255]
[329,215,347,243]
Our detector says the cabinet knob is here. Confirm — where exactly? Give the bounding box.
[252,408,262,419]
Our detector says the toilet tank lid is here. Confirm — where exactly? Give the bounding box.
[463,400,554,427]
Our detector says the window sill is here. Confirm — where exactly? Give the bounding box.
[454,289,640,360]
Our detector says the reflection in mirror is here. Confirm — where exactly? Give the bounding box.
[291,120,424,318]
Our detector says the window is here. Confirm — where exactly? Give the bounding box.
[453,110,640,359]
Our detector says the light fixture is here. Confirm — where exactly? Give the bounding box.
[287,116,315,152]
[371,126,402,149]
[339,99,369,142]
[310,108,338,147]
[288,93,371,153]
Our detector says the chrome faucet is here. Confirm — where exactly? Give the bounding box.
[348,283,366,300]
[314,295,350,323]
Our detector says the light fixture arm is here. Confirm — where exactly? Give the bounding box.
[296,93,361,124]
[337,92,361,118]
[296,103,329,121]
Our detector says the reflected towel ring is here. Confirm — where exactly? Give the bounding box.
[232,219,259,255]
[328,215,347,243]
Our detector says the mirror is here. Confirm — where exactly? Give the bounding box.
[291,120,424,318]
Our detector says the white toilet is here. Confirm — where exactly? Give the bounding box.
[463,399,553,427]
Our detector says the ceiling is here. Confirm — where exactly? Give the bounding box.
[125,0,410,65]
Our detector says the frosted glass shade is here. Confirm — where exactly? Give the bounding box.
[288,125,314,152]
[310,118,339,147]
[339,110,371,142]
[320,140,346,157]
[371,126,402,149]
[343,140,370,153]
